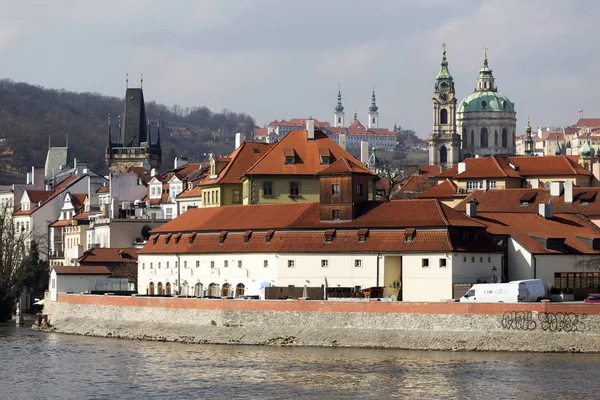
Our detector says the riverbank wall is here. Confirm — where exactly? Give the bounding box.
[44,294,600,352]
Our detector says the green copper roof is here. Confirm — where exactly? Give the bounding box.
[580,138,594,159]
[435,48,454,92]
[457,91,515,113]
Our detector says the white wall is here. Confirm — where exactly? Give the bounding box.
[49,269,110,301]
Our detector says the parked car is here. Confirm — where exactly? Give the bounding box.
[584,294,600,304]
[460,279,546,303]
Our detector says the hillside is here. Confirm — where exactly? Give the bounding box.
[0,79,255,182]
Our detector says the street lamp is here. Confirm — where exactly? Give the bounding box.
[492,265,497,283]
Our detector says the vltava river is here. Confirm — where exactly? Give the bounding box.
[1,322,598,399]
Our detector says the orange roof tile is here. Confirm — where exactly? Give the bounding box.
[177,186,203,198]
[317,157,374,175]
[244,130,368,176]
[419,165,442,175]
[78,247,139,264]
[201,142,273,186]
[53,265,111,275]
[418,179,458,199]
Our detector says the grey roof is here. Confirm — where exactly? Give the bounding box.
[119,88,147,147]
[44,147,69,178]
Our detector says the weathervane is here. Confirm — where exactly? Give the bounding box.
[442,42,446,56]
[483,45,488,61]
[126,73,129,89]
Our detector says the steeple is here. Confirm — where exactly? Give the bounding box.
[334,86,345,128]
[353,111,357,121]
[107,113,112,149]
[476,46,496,92]
[554,135,562,155]
[524,116,534,156]
[367,88,379,128]
[435,43,454,92]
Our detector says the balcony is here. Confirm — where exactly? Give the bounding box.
[49,249,64,258]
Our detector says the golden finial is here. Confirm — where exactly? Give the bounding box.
[442,42,446,56]
[483,45,488,61]
[140,72,144,88]
[126,73,129,88]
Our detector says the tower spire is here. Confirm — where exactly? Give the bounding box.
[368,86,379,128]
[334,85,345,128]
[126,73,129,89]
[107,113,112,148]
[140,72,143,88]
[477,45,495,91]
[524,115,534,156]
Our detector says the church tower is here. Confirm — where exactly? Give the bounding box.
[523,116,534,156]
[428,44,460,167]
[367,90,379,128]
[105,75,162,172]
[334,89,345,128]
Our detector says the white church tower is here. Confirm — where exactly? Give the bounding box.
[367,90,379,129]
[334,89,345,128]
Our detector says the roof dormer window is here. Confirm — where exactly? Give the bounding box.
[283,148,295,164]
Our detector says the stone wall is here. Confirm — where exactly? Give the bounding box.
[45,294,600,352]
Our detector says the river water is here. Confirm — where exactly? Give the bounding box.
[1,322,599,399]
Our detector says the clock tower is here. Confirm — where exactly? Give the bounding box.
[428,44,461,167]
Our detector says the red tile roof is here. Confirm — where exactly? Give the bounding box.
[474,212,600,254]
[201,142,273,186]
[78,247,139,264]
[97,183,110,193]
[434,158,487,178]
[244,130,368,176]
[418,179,458,199]
[53,265,111,275]
[317,157,374,175]
[455,156,521,179]
[26,190,53,203]
[573,118,600,129]
[177,186,203,198]
[150,200,485,234]
[419,165,442,175]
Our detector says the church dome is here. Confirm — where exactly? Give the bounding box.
[335,103,344,112]
[457,91,515,113]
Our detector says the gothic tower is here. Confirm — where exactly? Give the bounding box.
[367,90,379,129]
[334,89,345,128]
[428,44,460,167]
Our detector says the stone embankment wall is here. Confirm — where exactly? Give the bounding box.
[46,294,600,352]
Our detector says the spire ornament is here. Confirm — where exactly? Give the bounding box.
[126,73,129,88]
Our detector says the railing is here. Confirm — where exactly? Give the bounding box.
[49,249,64,258]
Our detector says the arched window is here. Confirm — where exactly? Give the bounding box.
[440,109,448,125]
[462,128,467,149]
[194,282,204,297]
[149,282,155,295]
[208,283,220,297]
[236,283,245,298]
[439,146,447,164]
[165,282,171,296]
[480,128,489,148]
[157,282,163,296]
[494,131,498,147]
[502,129,508,148]
[221,283,231,297]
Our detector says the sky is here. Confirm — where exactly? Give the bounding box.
[0,0,598,138]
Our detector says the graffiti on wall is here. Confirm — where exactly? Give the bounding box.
[501,311,587,332]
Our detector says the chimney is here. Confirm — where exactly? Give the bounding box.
[306,118,315,140]
[538,202,553,219]
[338,133,347,151]
[174,156,188,169]
[530,178,539,189]
[564,181,574,204]
[458,162,466,174]
[235,132,245,149]
[151,168,156,177]
[360,141,369,164]
[550,182,564,197]
[466,201,477,218]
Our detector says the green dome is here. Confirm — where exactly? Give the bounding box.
[580,139,594,159]
[457,91,515,113]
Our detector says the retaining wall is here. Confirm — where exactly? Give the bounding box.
[45,294,600,352]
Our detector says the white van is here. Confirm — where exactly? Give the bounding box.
[460,279,546,303]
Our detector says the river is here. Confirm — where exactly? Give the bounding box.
[1,322,598,399]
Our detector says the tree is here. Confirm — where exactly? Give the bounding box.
[0,204,47,321]
[141,225,152,241]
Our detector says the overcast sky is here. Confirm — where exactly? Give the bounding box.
[0,0,597,137]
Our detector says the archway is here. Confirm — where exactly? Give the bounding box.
[502,129,508,148]
[165,282,171,296]
[157,282,163,295]
[236,283,245,298]
[208,283,220,297]
[149,282,155,295]
[480,128,488,148]
[222,283,231,297]
[439,146,447,164]
[440,109,448,125]
[194,282,204,297]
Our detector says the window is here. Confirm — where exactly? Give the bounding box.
[158,262,161,269]
[224,260,228,268]
[480,257,483,263]
[357,184,363,196]
[232,190,242,203]
[263,260,268,268]
[422,259,430,268]
[332,210,341,220]
[472,257,475,262]
[488,257,491,262]
[354,259,362,268]
[320,155,330,164]
[332,184,340,195]
[290,182,300,197]
[184,261,188,268]
[285,156,295,164]
[463,257,467,262]
[195,261,199,268]
[489,181,497,189]
[439,259,447,268]
[321,259,329,268]
[142,263,145,270]
[263,182,273,196]
[288,259,295,268]
[150,262,153,269]
[210,261,215,269]
[467,181,483,190]
[238,260,242,268]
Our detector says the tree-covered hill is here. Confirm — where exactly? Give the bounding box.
[0,79,255,182]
